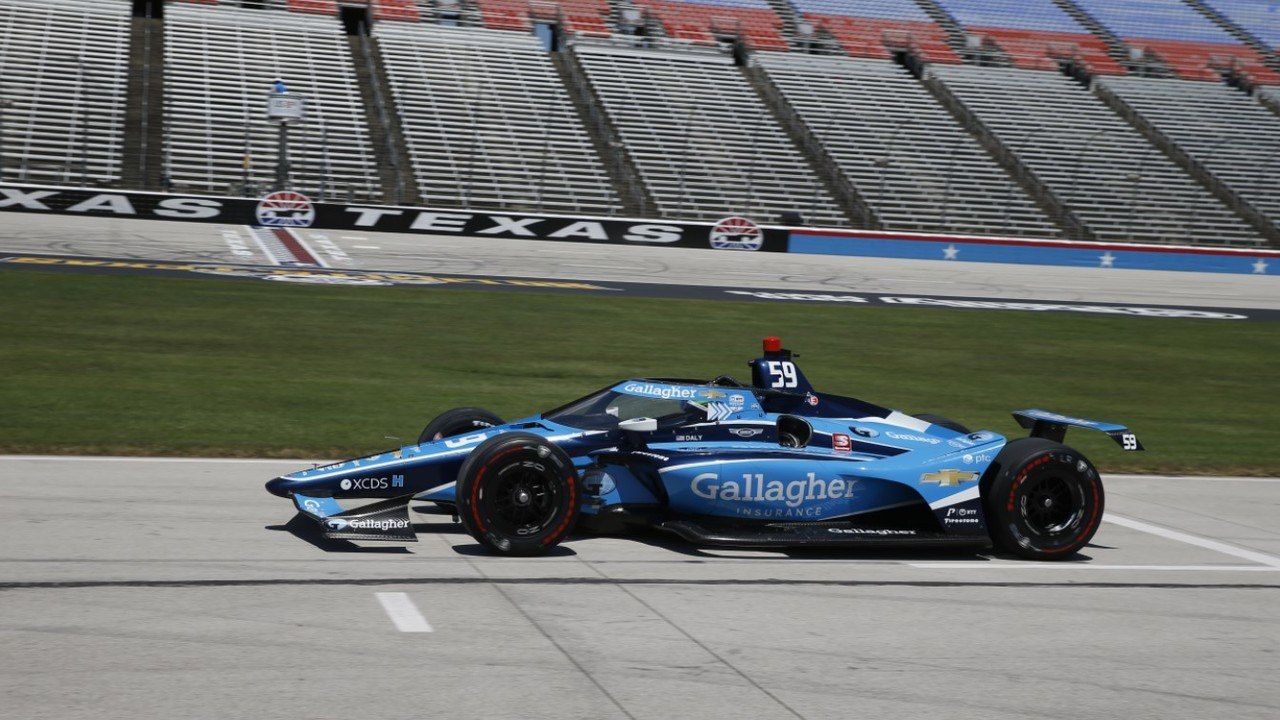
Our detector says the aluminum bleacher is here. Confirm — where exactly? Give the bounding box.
[932,64,1263,246]
[935,0,1124,75]
[374,23,619,214]
[1096,74,1280,235]
[757,53,1060,236]
[788,0,959,63]
[0,0,131,185]
[572,43,846,224]
[1201,0,1280,49]
[1071,0,1278,84]
[633,0,789,51]
[164,2,379,199]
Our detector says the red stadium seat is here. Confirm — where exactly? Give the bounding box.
[286,0,338,16]
[1130,39,1280,85]
[637,1,789,51]
[976,28,1125,76]
[807,16,960,64]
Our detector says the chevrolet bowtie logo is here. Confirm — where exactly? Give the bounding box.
[921,469,979,487]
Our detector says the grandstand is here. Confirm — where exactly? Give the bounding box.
[789,0,959,63]
[1096,74,1280,237]
[934,0,1125,75]
[0,0,1275,247]
[164,1,380,200]
[0,0,131,185]
[756,53,1060,236]
[571,43,847,224]
[931,64,1263,246]
[1071,0,1279,84]
[374,23,620,214]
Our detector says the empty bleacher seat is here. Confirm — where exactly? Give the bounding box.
[572,43,846,225]
[374,23,619,214]
[1203,0,1280,50]
[788,0,960,63]
[164,3,379,199]
[636,0,789,51]
[1073,0,1278,84]
[1097,75,1280,236]
[758,53,1060,237]
[0,0,131,185]
[936,0,1124,75]
[932,64,1264,246]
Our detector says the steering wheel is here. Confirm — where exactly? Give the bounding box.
[711,375,746,387]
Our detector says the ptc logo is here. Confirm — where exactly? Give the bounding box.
[709,216,763,251]
[256,190,315,227]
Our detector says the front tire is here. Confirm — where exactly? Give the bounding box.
[456,433,580,556]
[417,407,504,445]
[983,438,1105,560]
[913,413,971,434]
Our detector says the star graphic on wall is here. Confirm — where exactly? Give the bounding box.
[1253,259,1269,274]
[942,244,959,260]
[1099,252,1115,268]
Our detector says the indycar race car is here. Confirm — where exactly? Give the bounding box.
[266,338,1142,559]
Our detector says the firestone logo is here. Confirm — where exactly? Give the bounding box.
[256,190,315,227]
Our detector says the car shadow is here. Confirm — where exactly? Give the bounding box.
[266,513,412,554]
[450,542,578,557]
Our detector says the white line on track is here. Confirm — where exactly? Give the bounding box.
[376,592,433,633]
[1104,513,1280,568]
[909,563,1280,572]
[1104,475,1280,483]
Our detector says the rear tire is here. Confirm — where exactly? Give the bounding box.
[913,413,971,434]
[417,407,504,445]
[456,432,580,556]
[983,438,1105,560]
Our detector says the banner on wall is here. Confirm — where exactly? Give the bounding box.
[0,184,790,252]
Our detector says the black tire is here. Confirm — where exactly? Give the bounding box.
[913,413,971,434]
[417,407,504,445]
[983,438,1105,560]
[456,432,580,556]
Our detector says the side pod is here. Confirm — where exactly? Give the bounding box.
[1012,409,1144,452]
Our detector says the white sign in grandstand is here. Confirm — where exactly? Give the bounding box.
[266,94,306,123]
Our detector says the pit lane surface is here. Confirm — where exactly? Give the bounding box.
[1,457,1277,720]
[1,213,1277,312]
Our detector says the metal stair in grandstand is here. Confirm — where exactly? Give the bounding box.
[1048,0,1156,76]
[350,30,420,205]
[122,10,167,190]
[551,48,657,216]
[568,40,849,226]
[1181,0,1280,72]
[909,0,993,64]
[752,52,1064,238]
[928,64,1266,246]
[741,58,869,228]
[1092,75,1280,245]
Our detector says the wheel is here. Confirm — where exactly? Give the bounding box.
[417,407,504,444]
[983,438,1105,560]
[914,413,971,434]
[456,432,580,556]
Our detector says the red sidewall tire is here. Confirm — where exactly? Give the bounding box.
[456,433,579,556]
[983,438,1105,560]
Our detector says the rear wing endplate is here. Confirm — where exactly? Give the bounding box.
[1012,409,1144,452]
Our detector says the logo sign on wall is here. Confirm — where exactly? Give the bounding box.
[709,216,764,251]
[256,191,315,228]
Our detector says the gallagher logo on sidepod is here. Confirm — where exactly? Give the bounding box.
[256,191,315,228]
[709,216,763,251]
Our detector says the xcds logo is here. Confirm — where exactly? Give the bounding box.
[256,190,315,227]
[709,216,763,251]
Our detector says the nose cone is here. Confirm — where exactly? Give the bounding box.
[265,476,292,497]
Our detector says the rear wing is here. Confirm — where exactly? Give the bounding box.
[1012,409,1144,451]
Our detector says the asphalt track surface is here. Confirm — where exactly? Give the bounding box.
[2,456,1278,720]
[1,214,1278,319]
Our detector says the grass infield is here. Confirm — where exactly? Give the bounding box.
[2,268,1276,475]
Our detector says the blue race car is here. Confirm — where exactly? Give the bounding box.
[266,338,1142,559]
